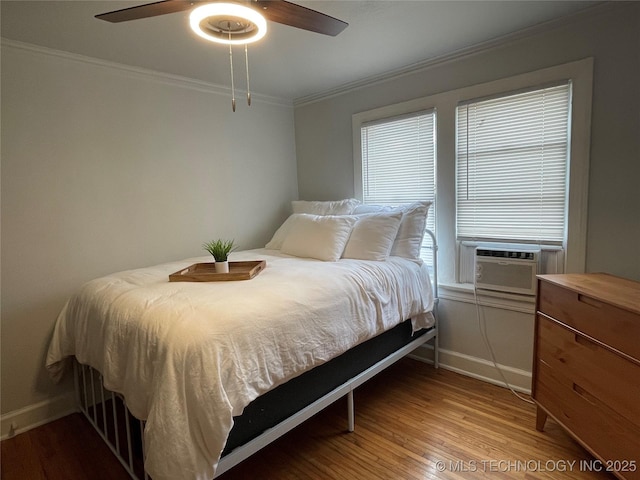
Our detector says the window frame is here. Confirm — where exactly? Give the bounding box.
[353,58,593,286]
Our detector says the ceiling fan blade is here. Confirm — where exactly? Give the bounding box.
[254,0,348,36]
[95,0,199,23]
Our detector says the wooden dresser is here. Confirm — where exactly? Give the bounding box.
[533,273,640,480]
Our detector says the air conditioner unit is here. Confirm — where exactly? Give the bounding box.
[474,247,540,296]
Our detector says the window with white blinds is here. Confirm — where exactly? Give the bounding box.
[456,83,571,244]
[361,110,436,207]
[360,110,436,262]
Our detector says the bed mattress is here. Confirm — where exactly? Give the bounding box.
[222,318,431,456]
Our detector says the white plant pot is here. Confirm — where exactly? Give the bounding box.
[214,261,229,274]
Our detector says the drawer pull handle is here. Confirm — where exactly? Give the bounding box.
[574,334,598,350]
[573,383,597,406]
[578,294,603,309]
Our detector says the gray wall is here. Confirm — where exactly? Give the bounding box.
[1,42,298,422]
[294,3,640,388]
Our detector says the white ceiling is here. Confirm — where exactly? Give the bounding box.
[1,0,600,101]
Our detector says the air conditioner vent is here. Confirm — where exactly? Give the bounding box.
[476,249,537,261]
[475,247,539,296]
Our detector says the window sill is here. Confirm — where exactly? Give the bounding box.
[438,282,536,314]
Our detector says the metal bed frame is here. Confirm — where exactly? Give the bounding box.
[74,229,439,479]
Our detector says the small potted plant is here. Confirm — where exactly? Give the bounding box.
[203,239,236,273]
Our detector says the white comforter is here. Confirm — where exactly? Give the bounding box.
[46,249,434,480]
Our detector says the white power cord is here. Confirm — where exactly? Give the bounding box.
[473,285,535,405]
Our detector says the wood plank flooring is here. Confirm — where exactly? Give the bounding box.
[1,358,615,479]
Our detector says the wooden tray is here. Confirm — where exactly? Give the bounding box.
[169,260,266,282]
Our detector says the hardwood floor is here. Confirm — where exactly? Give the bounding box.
[1,358,614,480]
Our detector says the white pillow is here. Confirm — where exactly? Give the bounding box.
[280,214,357,261]
[390,201,432,260]
[265,214,296,250]
[352,204,395,215]
[292,198,360,216]
[342,212,403,261]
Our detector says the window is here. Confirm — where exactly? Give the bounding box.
[456,83,571,245]
[359,110,436,264]
[353,58,592,289]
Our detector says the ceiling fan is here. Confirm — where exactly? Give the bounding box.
[95,0,348,37]
[96,1,348,110]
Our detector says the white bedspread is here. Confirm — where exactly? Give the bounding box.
[46,249,434,480]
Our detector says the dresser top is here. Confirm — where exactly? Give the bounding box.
[538,273,640,315]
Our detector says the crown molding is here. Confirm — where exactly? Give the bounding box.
[293,2,610,107]
[1,38,292,108]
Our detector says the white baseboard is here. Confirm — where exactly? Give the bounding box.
[1,391,78,440]
[409,344,532,394]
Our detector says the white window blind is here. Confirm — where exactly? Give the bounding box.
[361,110,436,262]
[361,110,436,207]
[456,83,571,244]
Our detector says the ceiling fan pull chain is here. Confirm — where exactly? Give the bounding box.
[228,25,236,112]
[245,44,251,107]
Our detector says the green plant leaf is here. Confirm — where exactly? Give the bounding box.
[202,239,236,262]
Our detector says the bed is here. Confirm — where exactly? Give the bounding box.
[46,200,438,480]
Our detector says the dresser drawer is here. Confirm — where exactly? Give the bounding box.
[538,280,640,360]
[536,314,640,428]
[534,359,640,479]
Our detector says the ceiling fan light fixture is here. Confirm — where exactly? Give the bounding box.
[189,3,267,45]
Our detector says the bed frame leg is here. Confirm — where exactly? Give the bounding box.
[434,334,440,369]
[347,390,355,432]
